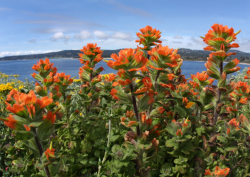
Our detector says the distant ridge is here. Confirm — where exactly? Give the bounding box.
[1,48,250,63]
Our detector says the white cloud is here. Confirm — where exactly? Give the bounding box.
[50,32,71,43]
[74,30,93,40]
[0,50,59,58]
[51,32,65,41]
[64,35,71,44]
[237,38,250,53]
[111,32,134,41]
[173,35,183,39]
[94,30,110,39]
[190,36,205,46]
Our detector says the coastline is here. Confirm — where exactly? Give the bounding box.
[0,57,113,62]
[0,57,250,66]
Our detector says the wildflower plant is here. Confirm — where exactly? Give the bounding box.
[2,24,250,177]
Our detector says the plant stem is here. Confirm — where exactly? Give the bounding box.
[66,105,72,142]
[149,70,160,114]
[97,118,111,177]
[244,163,249,177]
[33,129,51,177]
[212,61,223,136]
[130,84,140,136]
[63,92,72,142]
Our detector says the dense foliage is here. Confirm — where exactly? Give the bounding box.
[0,24,250,177]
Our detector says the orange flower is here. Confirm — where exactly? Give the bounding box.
[148,44,180,68]
[227,43,239,48]
[120,117,137,127]
[204,169,212,176]
[239,114,249,124]
[226,128,230,135]
[136,26,161,49]
[150,123,161,136]
[203,24,238,44]
[80,43,103,56]
[44,148,55,160]
[43,111,56,124]
[32,58,56,73]
[6,90,53,117]
[110,89,119,100]
[117,79,132,86]
[151,138,159,149]
[239,97,248,104]
[149,65,163,70]
[228,118,240,131]
[6,104,25,114]
[53,73,73,86]
[107,49,147,70]
[214,166,230,176]
[204,46,215,51]
[158,107,165,114]
[4,114,17,130]
[182,97,188,105]
[176,129,183,137]
[191,72,209,82]
[134,87,150,94]
[148,98,154,104]
[141,115,152,126]
[160,83,175,90]
[24,125,31,131]
[185,102,195,109]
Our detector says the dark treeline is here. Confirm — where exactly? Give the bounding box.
[1,48,250,63]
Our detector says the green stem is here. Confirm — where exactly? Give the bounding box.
[66,105,72,142]
[33,129,51,177]
[149,70,160,115]
[213,61,223,126]
[97,118,112,177]
[130,84,141,136]
[244,163,249,177]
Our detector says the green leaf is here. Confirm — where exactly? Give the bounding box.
[33,74,44,82]
[49,162,61,176]
[166,139,176,147]
[23,138,39,154]
[174,157,188,165]
[170,91,183,99]
[15,131,35,141]
[80,159,88,165]
[37,120,54,141]
[217,135,227,143]
[225,147,238,152]
[174,105,187,118]
[181,142,194,154]
[223,60,237,73]
[138,95,152,112]
[166,124,177,136]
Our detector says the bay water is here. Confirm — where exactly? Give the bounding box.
[0,58,249,82]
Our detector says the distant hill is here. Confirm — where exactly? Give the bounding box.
[0,49,122,61]
[1,48,250,63]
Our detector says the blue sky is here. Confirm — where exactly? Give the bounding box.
[0,0,250,57]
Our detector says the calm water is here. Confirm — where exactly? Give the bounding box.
[0,58,249,82]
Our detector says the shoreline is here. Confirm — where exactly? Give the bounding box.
[0,58,250,66]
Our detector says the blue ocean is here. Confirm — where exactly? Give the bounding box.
[0,58,249,82]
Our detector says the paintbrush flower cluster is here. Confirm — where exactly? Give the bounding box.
[1,24,250,177]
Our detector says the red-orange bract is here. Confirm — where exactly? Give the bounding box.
[5,90,53,118]
[107,48,148,70]
[135,26,162,50]
[4,114,17,129]
[44,148,55,160]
